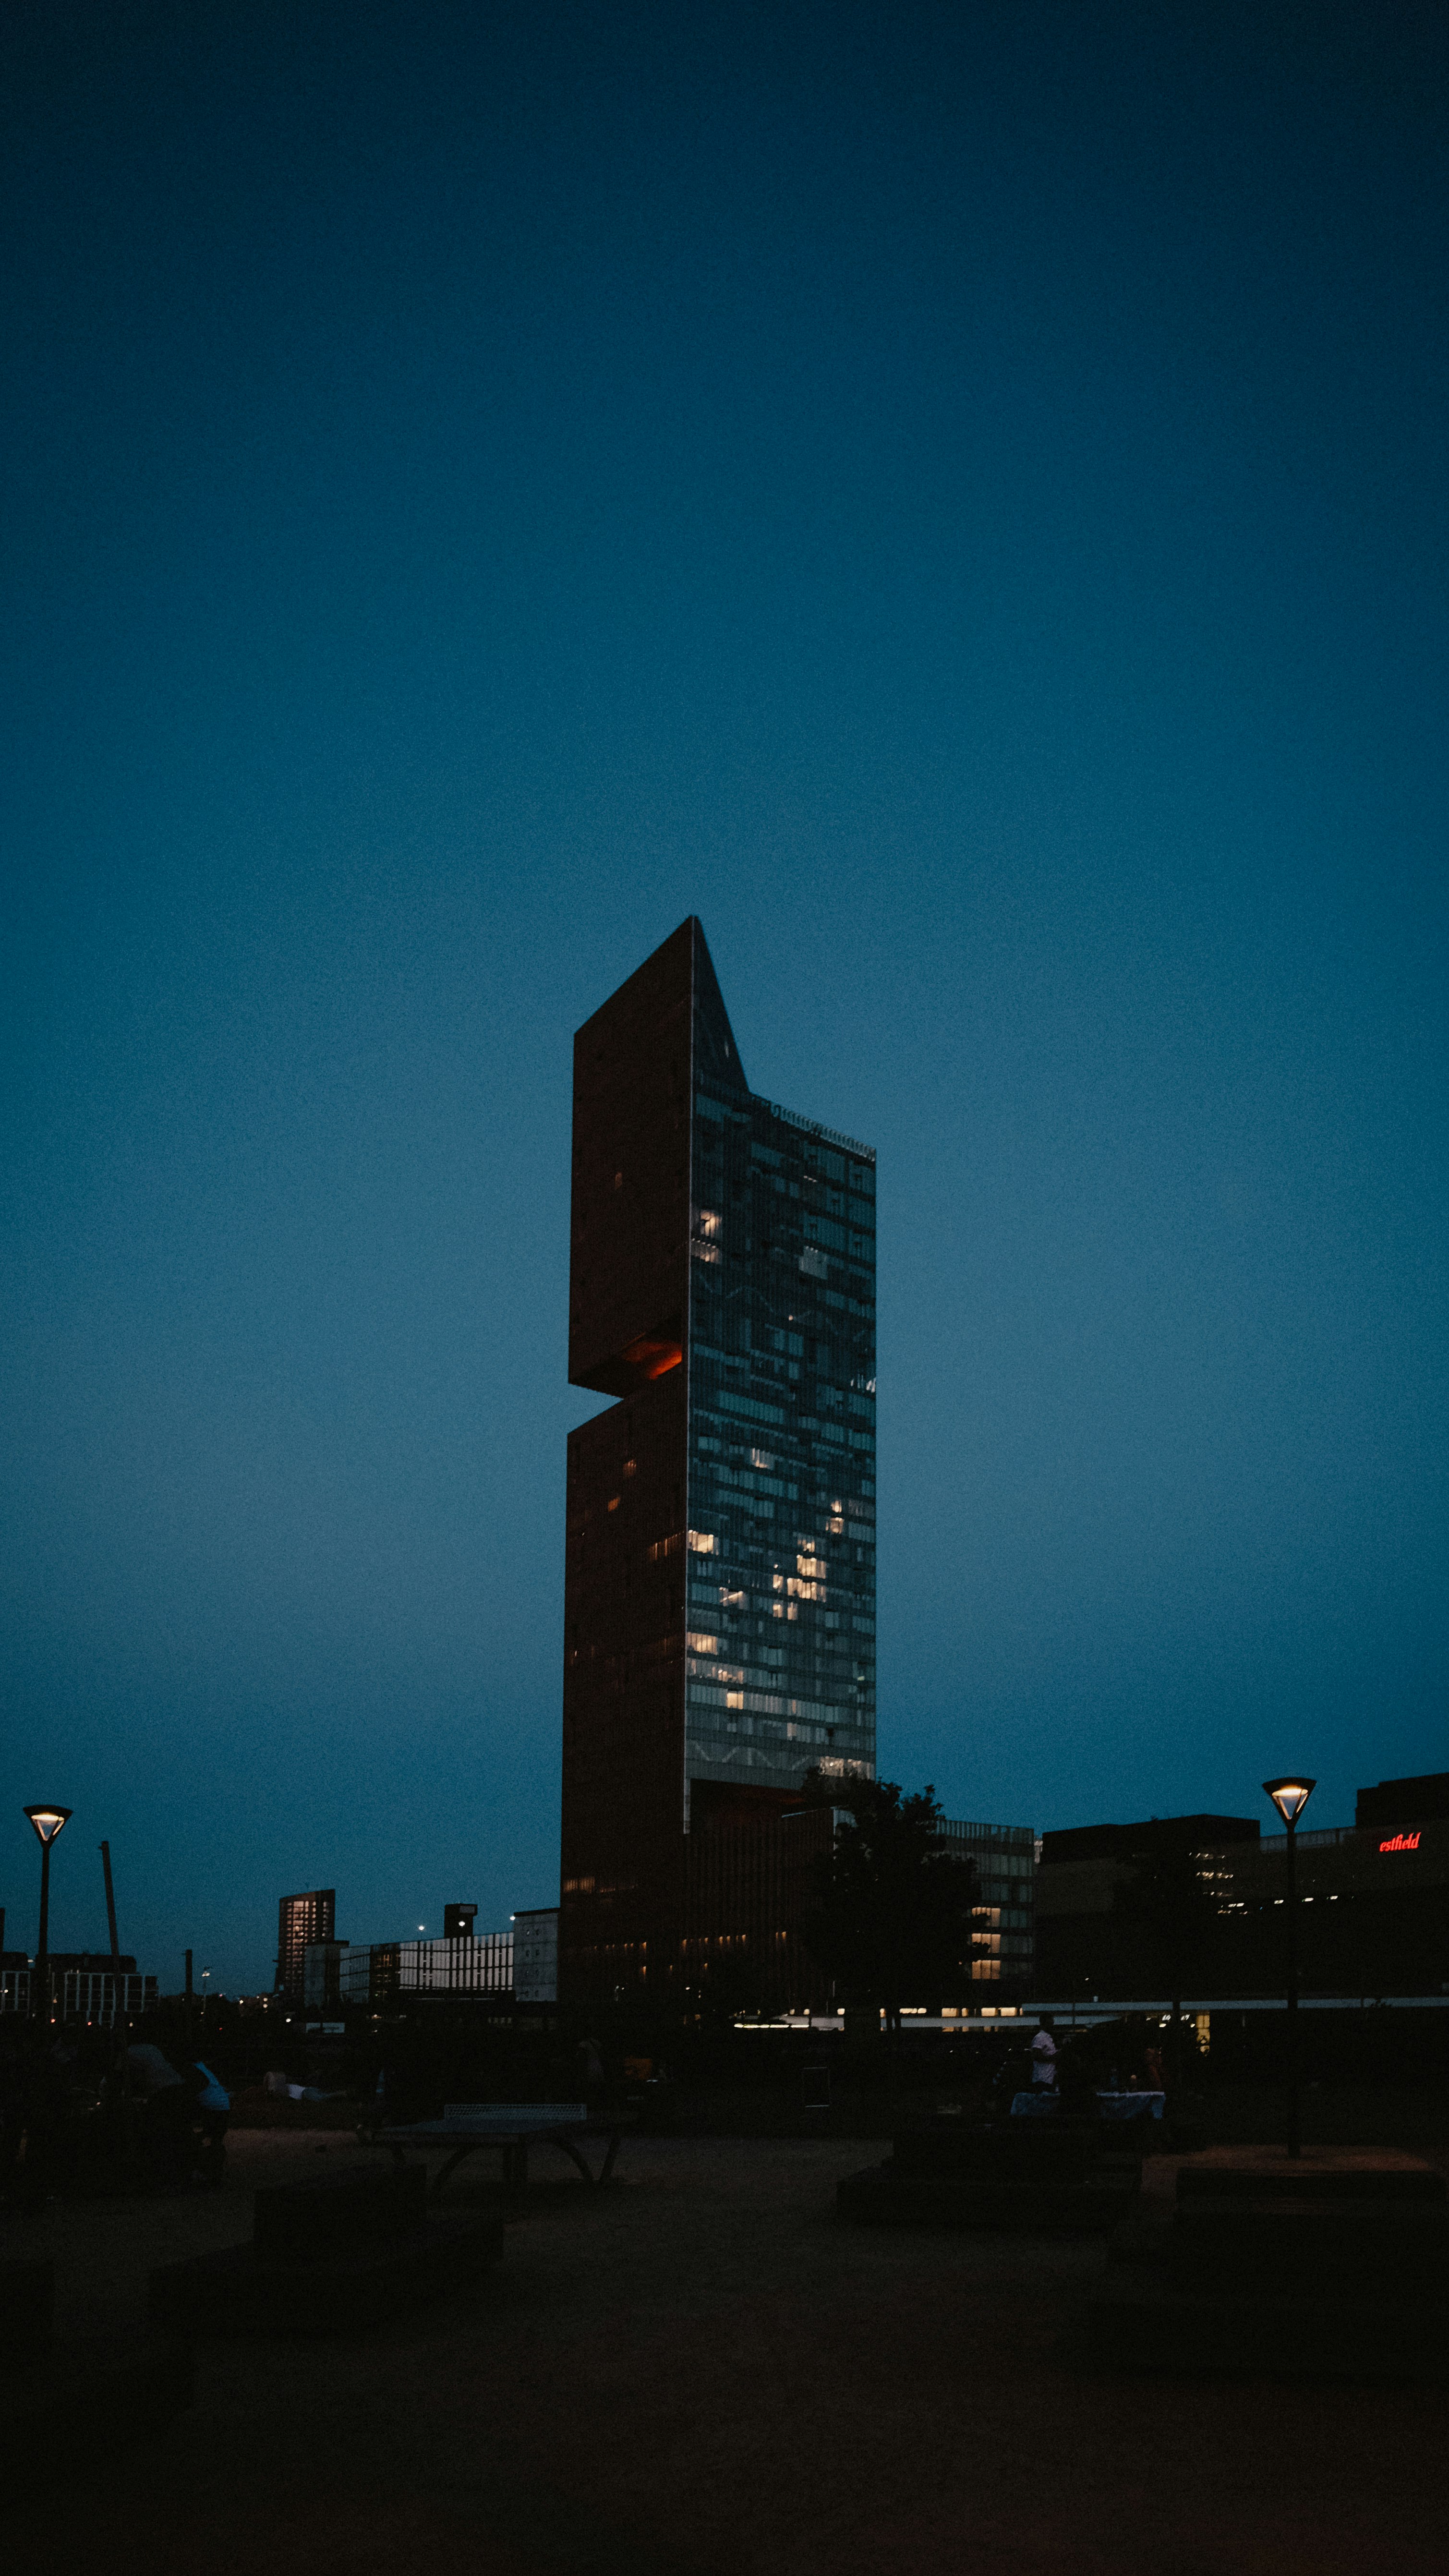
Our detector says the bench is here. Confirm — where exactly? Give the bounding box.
[370,2102,625,2195]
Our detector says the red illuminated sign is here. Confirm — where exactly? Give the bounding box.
[1379,1832,1421,1852]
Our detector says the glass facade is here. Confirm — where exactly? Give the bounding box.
[685,1083,876,1805]
[335,1934,514,2007]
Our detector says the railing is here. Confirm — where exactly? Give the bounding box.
[0,1969,155,2021]
[935,1820,1036,1852]
[768,1102,875,1163]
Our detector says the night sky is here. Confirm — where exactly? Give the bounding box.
[3,4,1445,1992]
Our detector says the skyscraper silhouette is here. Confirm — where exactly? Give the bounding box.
[562,919,876,2004]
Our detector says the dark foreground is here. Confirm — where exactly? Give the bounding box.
[4,2131,1446,2576]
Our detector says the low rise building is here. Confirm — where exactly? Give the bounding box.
[333,1930,514,2009]
[1355,1771,1449,1836]
[936,1817,1036,1994]
[299,1897,557,2013]
[683,1803,1035,2016]
[1035,1778,1449,2003]
[301,1941,350,2010]
[0,1951,157,2022]
[512,1907,559,2005]
[1034,1814,1259,2001]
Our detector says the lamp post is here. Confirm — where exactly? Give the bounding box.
[1262,1777,1316,2158]
[23,1805,72,2024]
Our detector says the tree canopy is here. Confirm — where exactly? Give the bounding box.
[1111,1835,1221,2088]
[799,1772,979,2024]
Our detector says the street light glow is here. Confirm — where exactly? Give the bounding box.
[1262,1777,1316,1827]
[23,1804,72,1846]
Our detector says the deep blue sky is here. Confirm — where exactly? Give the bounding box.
[3,3,1445,1990]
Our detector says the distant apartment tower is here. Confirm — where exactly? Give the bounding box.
[276,1888,335,1996]
[562,918,876,2003]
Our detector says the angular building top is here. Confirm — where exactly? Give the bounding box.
[569,918,749,1398]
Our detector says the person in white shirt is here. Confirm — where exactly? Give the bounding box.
[1030,2022,1058,2087]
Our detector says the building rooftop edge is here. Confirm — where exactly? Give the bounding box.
[694,1072,875,1162]
[765,1100,875,1161]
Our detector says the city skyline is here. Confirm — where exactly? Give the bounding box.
[4,7,1445,1991]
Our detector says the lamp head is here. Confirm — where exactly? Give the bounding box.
[23,1804,72,1847]
[1263,1777,1316,1828]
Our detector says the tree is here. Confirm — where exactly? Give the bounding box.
[799,1773,979,2044]
[1112,1837,1220,2094]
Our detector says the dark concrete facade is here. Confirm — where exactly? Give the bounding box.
[1035,1798,1449,2002]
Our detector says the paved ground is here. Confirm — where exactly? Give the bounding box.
[4,2129,1446,2576]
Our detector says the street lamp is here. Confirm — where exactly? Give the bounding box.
[23,1804,72,2024]
[1262,1777,1316,2158]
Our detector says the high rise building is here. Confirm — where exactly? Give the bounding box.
[276,1888,335,1996]
[562,919,876,2004]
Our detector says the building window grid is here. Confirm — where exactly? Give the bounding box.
[0,1969,157,2021]
[336,1934,514,2006]
[687,1079,875,1795]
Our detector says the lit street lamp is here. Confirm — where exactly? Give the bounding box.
[1262,1776,1316,2158]
[23,1804,72,2024]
